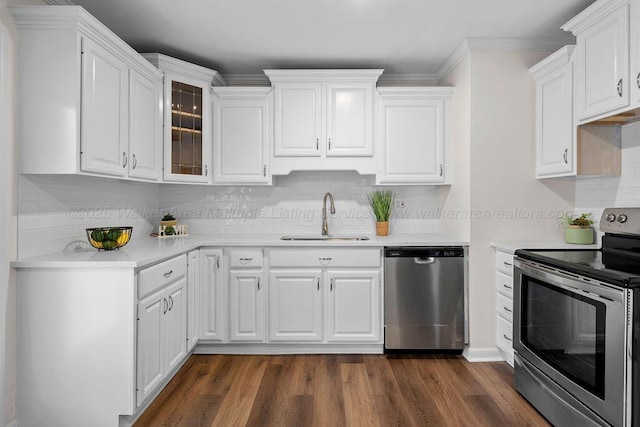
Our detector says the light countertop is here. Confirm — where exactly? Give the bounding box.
[491,240,600,255]
[12,233,469,269]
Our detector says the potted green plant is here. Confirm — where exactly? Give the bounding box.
[562,213,594,244]
[160,213,177,228]
[367,190,394,236]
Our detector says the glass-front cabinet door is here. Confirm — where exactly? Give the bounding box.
[142,53,222,184]
[171,81,204,177]
[164,75,211,183]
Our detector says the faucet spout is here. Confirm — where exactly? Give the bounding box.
[322,192,336,236]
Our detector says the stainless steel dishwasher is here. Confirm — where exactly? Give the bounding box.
[384,247,466,350]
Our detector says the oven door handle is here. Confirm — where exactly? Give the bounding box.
[514,259,625,304]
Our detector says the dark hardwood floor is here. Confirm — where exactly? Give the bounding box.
[134,354,550,427]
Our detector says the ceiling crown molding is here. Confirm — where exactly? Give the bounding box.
[221,74,271,86]
[436,36,576,83]
[44,0,75,4]
[377,74,439,86]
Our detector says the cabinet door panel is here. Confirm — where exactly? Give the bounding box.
[165,278,187,372]
[81,37,128,176]
[163,74,211,183]
[229,271,265,342]
[326,84,373,156]
[536,65,574,177]
[136,290,164,407]
[269,270,323,342]
[273,84,322,157]
[129,69,162,180]
[327,271,381,342]
[576,4,629,120]
[212,95,269,184]
[199,249,226,341]
[379,100,444,184]
[187,250,200,352]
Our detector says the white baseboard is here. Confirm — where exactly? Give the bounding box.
[463,347,505,362]
[194,343,384,355]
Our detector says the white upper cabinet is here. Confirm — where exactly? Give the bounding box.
[265,70,383,175]
[325,83,374,156]
[10,6,162,181]
[142,53,226,184]
[129,69,163,181]
[211,87,272,185]
[375,87,453,185]
[272,83,323,157]
[563,0,630,122]
[80,37,129,177]
[530,46,576,178]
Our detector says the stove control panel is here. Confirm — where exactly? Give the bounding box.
[601,208,640,235]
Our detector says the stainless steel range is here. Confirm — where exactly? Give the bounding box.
[514,208,640,427]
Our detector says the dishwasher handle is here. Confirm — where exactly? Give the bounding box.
[414,257,436,264]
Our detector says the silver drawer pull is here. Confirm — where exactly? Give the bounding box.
[504,307,512,313]
[503,334,512,342]
[257,277,260,290]
[239,257,253,263]
[319,257,332,262]
[503,284,513,290]
[503,261,512,266]
[163,270,173,278]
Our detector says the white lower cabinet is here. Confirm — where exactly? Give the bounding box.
[327,270,380,342]
[186,250,200,352]
[229,250,267,342]
[494,249,514,366]
[199,249,227,342]
[269,248,382,344]
[229,270,267,342]
[269,269,324,342]
[136,255,188,407]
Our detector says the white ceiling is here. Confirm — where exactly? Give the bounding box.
[51,0,594,80]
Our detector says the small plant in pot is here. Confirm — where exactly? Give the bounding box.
[562,213,594,245]
[160,213,177,227]
[368,190,394,236]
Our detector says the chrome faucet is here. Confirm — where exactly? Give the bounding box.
[322,192,336,235]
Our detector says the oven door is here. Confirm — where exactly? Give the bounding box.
[513,257,631,427]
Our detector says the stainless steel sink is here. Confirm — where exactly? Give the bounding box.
[280,235,370,241]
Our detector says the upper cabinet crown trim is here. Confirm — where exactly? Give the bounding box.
[10,5,160,81]
[562,0,630,34]
[264,69,384,83]
[377,86,455,99]
[212,86,272,99]
[529,45,576,79]
[142,53,226,86]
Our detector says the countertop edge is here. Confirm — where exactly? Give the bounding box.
[491,240,600,255]
[12,234,470,269]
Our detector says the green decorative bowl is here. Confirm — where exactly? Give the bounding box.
[564,226,594,245]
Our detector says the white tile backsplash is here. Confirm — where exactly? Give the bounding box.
[159,171,440,236]
[18,171,441,258]
[18,175,160,258]
[575,121,640,228]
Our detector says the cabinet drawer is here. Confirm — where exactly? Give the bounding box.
[270,248,381,268]
[229,249,264,268]
[496,271,514,299]
[495,250,514,275]
[496,315,513,352]
[496,293,513,322]
[138,254,187,298]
